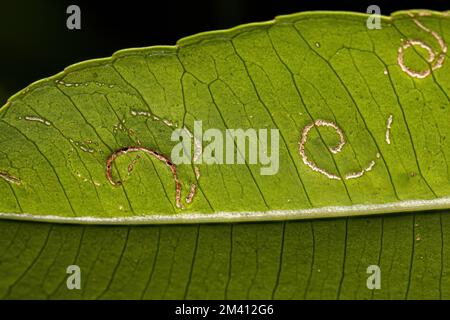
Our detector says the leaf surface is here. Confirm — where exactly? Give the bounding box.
[1,10,450,299]
[1,211,450,299]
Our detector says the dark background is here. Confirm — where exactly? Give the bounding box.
[0,0,448,103]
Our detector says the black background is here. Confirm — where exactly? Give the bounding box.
[0,300,433,318]
[0,0,449,102]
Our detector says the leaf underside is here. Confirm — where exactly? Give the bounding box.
[1,10,450,299]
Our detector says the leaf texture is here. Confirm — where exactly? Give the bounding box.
[1,10,450,299]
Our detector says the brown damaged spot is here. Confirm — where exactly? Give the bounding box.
[127,154,141,175]
[0,171,21,185]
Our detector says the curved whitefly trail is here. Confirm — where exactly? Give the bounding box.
[186,167,201,204]
[106,146,184,208]
[180,126,202,204]
[397,13,447,78]
[299,120,344,180]
[108,111,202,208]
[299,119,379,181]
[345,160,376,180]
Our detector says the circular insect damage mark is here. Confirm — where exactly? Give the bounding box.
[299,119,378,180]
[397,14,447,79]
[106,146,199,209]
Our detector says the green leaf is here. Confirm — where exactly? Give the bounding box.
[1,211,449,299]
[1,10,450,299]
